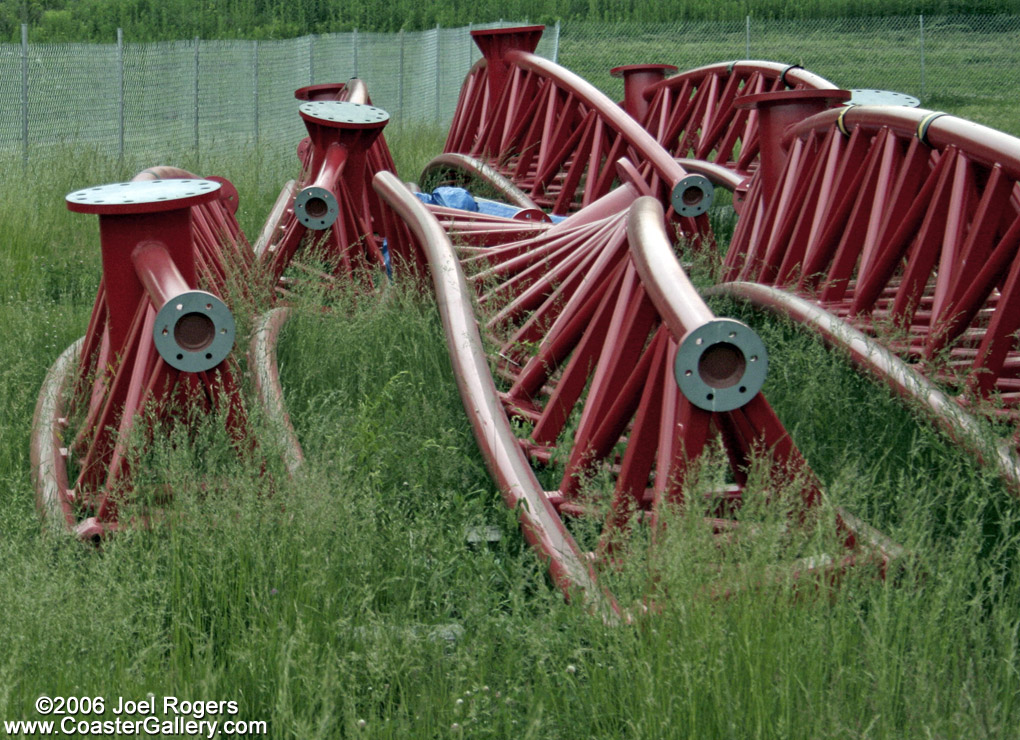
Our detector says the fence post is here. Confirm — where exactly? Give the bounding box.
[919,14,925,99]
[21,23,28,168]
[468,22,473,65]
[398,29,405,128]
[117,28,125,160]
[309,34,315,84]
[746,16,750,58]
[253,39,260,147]
[193,37,200,160]
[435,24,441,124]
[353,28,359,77]
[553,20,560,63]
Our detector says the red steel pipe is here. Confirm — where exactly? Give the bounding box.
[611,64,678,120]
[627,196,768,411]
[735,88,850,205]
[710,281,1020,492]
[132,240,196,309]
[506,49,713,216]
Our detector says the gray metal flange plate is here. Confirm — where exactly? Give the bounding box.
[671,174,714,218]
[299,101,390,127]
[674,318,768,412]
[846,89,921,107]
[153,290,236,373]
[293,186,340,230]
[66,179,221,215]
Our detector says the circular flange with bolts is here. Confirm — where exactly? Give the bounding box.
[671,174,714,218]
[298,100,390,128]
[294,185,339,230]
[66,179,221,215]
[674,318,768,412]
[153,290,236,373]
[846,89,920,108]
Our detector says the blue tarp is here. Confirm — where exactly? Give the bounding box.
[414,186,565,223]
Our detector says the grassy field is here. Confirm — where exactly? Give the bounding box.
[560,16,1020,136]
[1,124,1020,740]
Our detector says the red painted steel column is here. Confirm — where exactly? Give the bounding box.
[68,180,220,350]
[262,100,396,283]
[735,89,850,205]
[47,178,240,539]
[470,25,545,102]
[610,64,678,120]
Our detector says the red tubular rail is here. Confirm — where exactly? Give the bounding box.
[442,26,714,234]
[639,60,838,179]
[420,152,540,210]
[708,282,1020,492]
[371,170,612,614]
[721,101,1020,488]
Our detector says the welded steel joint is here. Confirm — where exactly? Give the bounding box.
[66,178,235,373]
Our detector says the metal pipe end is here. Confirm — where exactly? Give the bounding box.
[153,290,235,373]
[294,185,339,230]
[674,318,768,412]
[671,174,714,218]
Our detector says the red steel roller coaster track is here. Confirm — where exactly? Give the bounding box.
[717,96,1020,490]
[440,26,715,238]
[373,167,898,610]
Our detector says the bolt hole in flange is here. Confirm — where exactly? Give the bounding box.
[153,290,235,373]
[675,319,769,411]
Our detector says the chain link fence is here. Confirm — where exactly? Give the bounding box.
[559,15,1020,136]
[0,22,559,164]
[1,15,1017,165]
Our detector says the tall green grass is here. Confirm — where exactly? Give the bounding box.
[0,133,1019,739]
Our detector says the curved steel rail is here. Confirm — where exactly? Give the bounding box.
[639,60,838,178]
[372,170,611,613]
[250,308,305,476]
[722,103,1020,475]
[419,152,540,210]
[31,338,83,533]
[709,282,1020,492]
[443,29,714,230]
